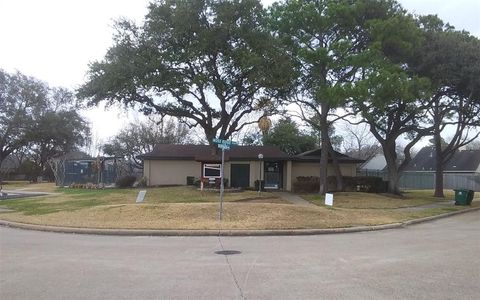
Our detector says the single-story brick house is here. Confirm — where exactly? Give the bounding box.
[141,144,364,191]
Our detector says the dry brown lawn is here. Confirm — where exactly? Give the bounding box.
[303,190,456,209]
[0,184,474,230]
[0,202,469,230]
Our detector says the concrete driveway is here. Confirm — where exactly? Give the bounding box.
[1,211,479,300]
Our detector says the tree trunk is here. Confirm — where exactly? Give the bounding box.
[433,130,445,198]
[318,103,329,195]
[434,162,444,198]
[386,166,400,194]
[210,144,219,156]
[206,131,215,145]
[328,142,344,191]
[383,142,401,195]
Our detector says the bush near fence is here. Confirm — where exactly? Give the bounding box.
[293,176,320,193]
[116,175,137,188]
[293,176,388,193]
[193,177,229,189]
[343,176,388,193]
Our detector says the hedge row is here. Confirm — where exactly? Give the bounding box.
[293,176,388,193]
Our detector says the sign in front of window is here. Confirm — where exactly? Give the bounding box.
[203,164,221,178]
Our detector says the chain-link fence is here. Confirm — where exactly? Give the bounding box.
[357,169,480,191]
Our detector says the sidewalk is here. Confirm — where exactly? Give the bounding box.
[276,191,479,211]
[274,192,318,207]
[398,200,456,211]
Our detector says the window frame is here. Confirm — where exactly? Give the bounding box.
[203,163,221,178]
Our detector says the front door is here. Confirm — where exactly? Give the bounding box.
[231,164,250,188]
[264,162,282,189]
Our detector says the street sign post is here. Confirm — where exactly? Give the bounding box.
[212,138,238,221]
[219,148,225,221]
[213,138,238,146]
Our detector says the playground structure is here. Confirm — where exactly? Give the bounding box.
[49,156,130,187]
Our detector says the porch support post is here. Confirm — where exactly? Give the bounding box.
[286,161,292,191]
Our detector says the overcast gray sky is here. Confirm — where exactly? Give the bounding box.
[1,0,479,144]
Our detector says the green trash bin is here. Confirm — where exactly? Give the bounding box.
[454,189,470,206]
[466,190,475,205]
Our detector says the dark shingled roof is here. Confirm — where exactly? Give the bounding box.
[141,145,364,164]
[140,144,290,162]
[405,147,480,172]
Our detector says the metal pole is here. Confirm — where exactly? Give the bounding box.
[258,153,263,196]
[258,160,261,196]
[219,148,225,221]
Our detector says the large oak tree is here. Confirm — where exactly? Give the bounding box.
[0,70,52,173]
[0,69,90,181]
[78,0,293,144]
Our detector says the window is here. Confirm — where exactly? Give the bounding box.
[203,164,221,178]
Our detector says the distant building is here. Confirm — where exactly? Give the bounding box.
[404,147,480,174]
[401,146,480,191]
[359,154,387,172]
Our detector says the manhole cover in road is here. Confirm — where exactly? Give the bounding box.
[215,250,242,255]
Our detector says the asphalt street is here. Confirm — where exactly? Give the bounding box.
[1,211,479,300]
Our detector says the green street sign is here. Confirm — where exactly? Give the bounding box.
[217,143,230,150]
[213,138,238,146]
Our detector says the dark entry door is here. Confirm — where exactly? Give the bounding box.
[231,164,250,188]
[264,161,282,189]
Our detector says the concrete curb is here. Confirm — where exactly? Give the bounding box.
[1,206,479,237]
[402,206,480,226]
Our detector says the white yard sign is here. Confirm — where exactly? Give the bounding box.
[136,190,147,203]
[325,193,334,206]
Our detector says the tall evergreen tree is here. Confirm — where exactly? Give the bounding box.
[269,0,405,193]
[413,16,480,197]
[262,117,316,155]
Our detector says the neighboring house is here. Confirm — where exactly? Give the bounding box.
[358,154,387,178]
[405,147,480,174]
[402,146,480,191]
[359,154,387,172]
[141,144,364,191]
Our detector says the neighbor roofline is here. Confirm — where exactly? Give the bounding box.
[140,156,291,161]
